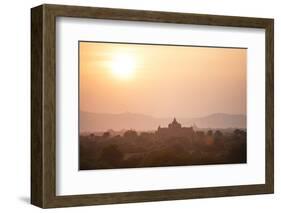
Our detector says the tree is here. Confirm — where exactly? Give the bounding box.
[233,129,246,139]
[123,130,138,139]
[196,131,205,138]
[102,131,110,138]
[207,130,213,136]
[214,130,223,138]
[214,130,223,144]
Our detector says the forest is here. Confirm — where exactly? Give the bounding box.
[79,128,246,170]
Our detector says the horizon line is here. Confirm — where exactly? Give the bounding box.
[80,110,246,118]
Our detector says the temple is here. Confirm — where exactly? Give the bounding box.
[156,118,194,139]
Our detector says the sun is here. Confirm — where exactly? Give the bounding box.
[111,53,136,79]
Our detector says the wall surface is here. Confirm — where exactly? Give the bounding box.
[0,0,279,212]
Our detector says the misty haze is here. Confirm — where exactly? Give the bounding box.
[79,41,247,170]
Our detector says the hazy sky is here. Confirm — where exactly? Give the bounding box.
[79,42,246,118]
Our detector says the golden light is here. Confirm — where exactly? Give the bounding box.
[111,53,136,79]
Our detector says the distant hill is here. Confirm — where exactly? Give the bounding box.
[80,111,246,132]
[183,113,246,130]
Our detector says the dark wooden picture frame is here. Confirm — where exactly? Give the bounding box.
[31,4,274,208]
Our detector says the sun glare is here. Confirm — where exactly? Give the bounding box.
[111,53,136,79]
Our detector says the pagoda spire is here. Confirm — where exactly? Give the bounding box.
[169,117,181,128]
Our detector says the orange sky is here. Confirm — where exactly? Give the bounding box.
[79,42,246,118]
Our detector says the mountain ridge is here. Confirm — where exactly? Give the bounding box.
[80,111,246,132]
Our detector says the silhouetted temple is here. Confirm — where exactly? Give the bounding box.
[156,118,194,139]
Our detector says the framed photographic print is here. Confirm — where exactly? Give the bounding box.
[31,4,274,208]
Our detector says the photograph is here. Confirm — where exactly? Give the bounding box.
[30,4,274,208]
[79,41,247,170]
